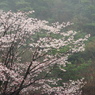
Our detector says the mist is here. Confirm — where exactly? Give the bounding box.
[0,0,95,95]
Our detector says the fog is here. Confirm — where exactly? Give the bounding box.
[0,0,95,95]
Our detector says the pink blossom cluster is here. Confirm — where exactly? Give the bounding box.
[0,10,89,95]
[21,78,85,95]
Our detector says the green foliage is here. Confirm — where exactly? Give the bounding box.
[47,61,90,84]
[62,63,90,81]
[0,0,95,94]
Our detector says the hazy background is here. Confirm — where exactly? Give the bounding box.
[0,0,95,94]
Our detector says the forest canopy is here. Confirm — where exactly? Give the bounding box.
[0,0,95,95]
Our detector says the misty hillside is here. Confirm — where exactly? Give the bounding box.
[0,0,95,95]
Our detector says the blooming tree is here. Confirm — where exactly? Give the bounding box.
[0,10,89,95]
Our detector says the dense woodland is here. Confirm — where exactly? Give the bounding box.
[0,0,95,95]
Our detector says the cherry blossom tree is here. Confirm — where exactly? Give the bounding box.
[0,10,89,95]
